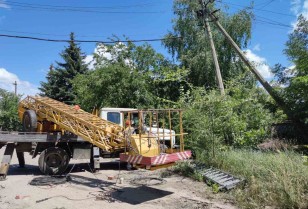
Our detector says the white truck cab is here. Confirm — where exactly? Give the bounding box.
[99,108,136,126]
[99,108,176,148]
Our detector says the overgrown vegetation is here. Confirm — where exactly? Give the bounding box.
[272,15,308,126]
[180,76,277,153]
[200,150,308,209]
[72,41,185,111]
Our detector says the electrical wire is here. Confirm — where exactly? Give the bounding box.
[36,195,94,203]
[254,15,293,28]
[256,0,276,9]
[218,1,295,17]
[216,1,294,29]
[1,0,165,14]
[0,34,181,43]
[4,0,155,10]
[0,29,166,39]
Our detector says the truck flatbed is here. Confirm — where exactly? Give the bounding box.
[0,131,85,143]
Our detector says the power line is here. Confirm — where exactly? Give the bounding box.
[218,1,295,17]
[256,0,276,9]
[0,29,166,38]
[0,34,181,43]
[1,0,165,14]
[254,20,292,30]
[255,14,293,28]
[4,0,155,9]
[217,1,294,29]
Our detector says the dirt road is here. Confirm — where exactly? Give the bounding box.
[0,147,236,209]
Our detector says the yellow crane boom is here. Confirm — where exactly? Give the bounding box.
[18,96,125,151]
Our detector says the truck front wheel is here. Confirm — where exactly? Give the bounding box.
[38,147,70,175]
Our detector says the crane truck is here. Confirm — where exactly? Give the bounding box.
[0,96,191,180]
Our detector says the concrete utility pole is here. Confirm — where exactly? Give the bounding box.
[198,0,308,141]
[13,81,17,95]
[198,0,225,95]
[207,11,286,111]
[200,0,297,122]
[204,17,225,95]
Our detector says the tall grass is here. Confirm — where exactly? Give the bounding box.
[199,150,308,209]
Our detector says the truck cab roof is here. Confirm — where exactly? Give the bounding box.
[100,108,137,112]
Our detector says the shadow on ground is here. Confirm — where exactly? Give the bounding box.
[28,174,173,205]
[112,186,173,205]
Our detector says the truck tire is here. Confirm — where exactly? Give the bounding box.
[38,147,70,175]
[22,110,37,132]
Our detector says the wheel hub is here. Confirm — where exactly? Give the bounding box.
[46,154,62,168]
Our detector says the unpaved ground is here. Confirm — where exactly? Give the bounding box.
[0,147,236,209]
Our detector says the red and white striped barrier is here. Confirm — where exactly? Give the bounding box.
[120,150,192,166]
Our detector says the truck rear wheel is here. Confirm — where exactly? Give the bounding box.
[38,147,70,175]
[22,110,37,132]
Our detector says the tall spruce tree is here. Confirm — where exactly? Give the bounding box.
[39,32,88,104]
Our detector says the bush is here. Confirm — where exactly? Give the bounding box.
[179,83,275,157]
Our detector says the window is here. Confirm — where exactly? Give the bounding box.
[107,112,120,124]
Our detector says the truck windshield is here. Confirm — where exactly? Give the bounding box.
[107,112,120,124]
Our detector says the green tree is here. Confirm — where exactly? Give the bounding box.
[73,63,154,111]
[39,33,88,104]
[272,15,308,125]
[163,0,253,88]
[73,41,186,111]
[0,89,22,131]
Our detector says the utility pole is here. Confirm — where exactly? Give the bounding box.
[198,0,225,95]
[13,81,17,95]
[197,0,308,140]
[202,1,296,122]
[13,80,25,167]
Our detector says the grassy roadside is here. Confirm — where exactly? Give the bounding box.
[174,150,308,209]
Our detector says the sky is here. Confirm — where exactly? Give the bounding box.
[0,0,307,96]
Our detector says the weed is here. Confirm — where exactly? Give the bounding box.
[201,150,308,209]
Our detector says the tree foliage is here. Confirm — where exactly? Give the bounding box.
[39,32,88,104]
[180,76,275,155]
[272,15,308,125]
[73,41,186,111]
[0,89,22,131]
[163,0,253,88]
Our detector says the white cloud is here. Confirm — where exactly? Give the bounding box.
[84,44,112,70]
[253,44,261,52]
[291,0,302,15]
[0,68,39,96]
[244,50,273,79]
[290,0,308,29]
[0,0,10,9]
[84,43,131,69]
[84,54,95,69]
